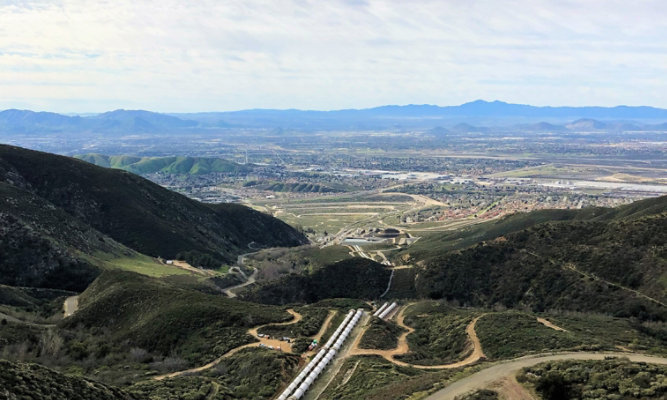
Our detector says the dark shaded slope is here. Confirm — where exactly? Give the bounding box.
[0,145,307,267]
[413,196,667,320]
[0,182,132,291]
[242,258,392,305]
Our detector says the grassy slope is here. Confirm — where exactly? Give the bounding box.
[60,270,291,364]
[0,145,307,269]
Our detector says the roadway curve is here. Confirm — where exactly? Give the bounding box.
[350,305,486,370]
[223,267,258,298]
[154,309,302,381]
[423,352,667,400]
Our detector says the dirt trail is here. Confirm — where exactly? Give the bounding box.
[224,267,258,298]
[312,310,337,342]
[154,309,302,381]
[171,260,216,277]
[424,352,667,400]
[563,263,666,307]
[536,317,567,332]
[63,295,79,318]
[350,305,486,370]
[492,376,535,400]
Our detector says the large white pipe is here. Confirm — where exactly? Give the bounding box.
[378,302,397,319]
[286,309,367,400]
[373,302,389,317]
[324,310,355,348]
[279,347,327,400]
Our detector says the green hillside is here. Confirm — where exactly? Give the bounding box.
[243,180,340,193]
[398,196,667,263]
[61,270,291,364]
[242,258,392,305]
[76,153,251,175]
[413,196,667,320]
[0,145,307,270]
[0,359,137,400]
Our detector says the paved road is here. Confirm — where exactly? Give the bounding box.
[424,352,667,400]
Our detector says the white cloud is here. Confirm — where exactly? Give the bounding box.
[0,0,666,112]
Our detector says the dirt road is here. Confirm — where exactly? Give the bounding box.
[424,352,667,400]
[350,305,486,370]
[536,317,566,331]
[223,267,258,298]
[154,308,302,380]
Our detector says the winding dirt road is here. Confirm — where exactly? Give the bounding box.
[154,308,302,381]
[223,267,258,298]
[350,305,486,370]
[423,352,667,400]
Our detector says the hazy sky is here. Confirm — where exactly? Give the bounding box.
[1,0,666,112]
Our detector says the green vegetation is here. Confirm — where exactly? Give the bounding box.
[77,154,251,176]
[476,312,590,359]
[397,302,478,366]
[475,311,667,360]
[0,285,73,318]
[383,267,417,298]
[244,180,340,193]
[61,270,291,365]
[518,358,667,399]
[546,312,667,355]
[414,196,667,321]
[242,258,392,305]
[246,245,353,282]
[128,348,299,400]
[319,355,478,400]
[0,359,136,400]
[0,145,306,276]
[258,306,329,338]
[359,317,406,350]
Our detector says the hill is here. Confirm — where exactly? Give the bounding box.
[76,153,252,175]
[0,145,306,274]
[0,359,137,400]
[411,196,667,320]
[61,270,291,364]
[242,258,392,305]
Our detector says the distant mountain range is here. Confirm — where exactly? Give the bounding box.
[2,100,667,133]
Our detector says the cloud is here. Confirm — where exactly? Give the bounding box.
[1,0,666,112]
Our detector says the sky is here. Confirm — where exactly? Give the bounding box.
[1,0,667,113]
